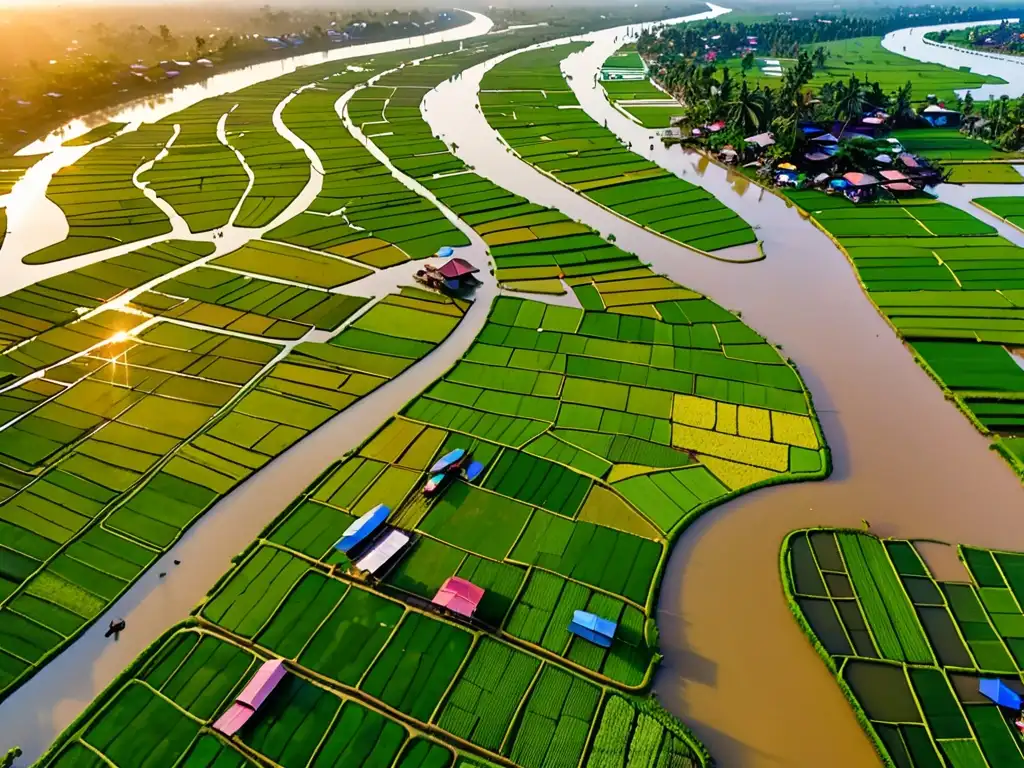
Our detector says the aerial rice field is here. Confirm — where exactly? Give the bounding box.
[139,98,251,233]
[37,265,819,764]
[729,36,1004,105]
[0,272,469,698]
[24,123,175,264]
[599,45,684,129]
[784,529,1024,768]
[783,189,1024,477]
[479,44,756,254]
[974,196,1024,232]
[0,41,506,702]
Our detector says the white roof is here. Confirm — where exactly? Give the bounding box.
[355,530,410,575]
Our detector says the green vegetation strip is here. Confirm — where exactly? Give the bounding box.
[784,528,1024,768]
[479,44,756,254]
[728,36,1002,106]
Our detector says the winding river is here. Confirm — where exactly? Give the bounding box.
[2,9,1024,767]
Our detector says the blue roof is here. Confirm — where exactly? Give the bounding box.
[569,610,617,647]
[430,448,465,474]
[465,461,485,482]
[980,678,1022,710]
[335,504,389,553]
[437,246,455,258]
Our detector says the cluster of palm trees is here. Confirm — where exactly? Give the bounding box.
[650,49,917,155]
[962,93,1024,150]
[638,7,1001,62]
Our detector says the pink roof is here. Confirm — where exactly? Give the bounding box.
[880,170,909,181]
[432,577,485,618]
[213,704,254,737]
[213,659,287,736]
[886,182,917,192]
[436,258,479,280]
[899,153,920,168]
[843,172,879,186]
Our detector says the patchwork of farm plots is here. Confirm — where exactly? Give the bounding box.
[726,37,1003,105]
[139,99,251,233]
[479,44,756,254]
[36,277,827,767]
[0,225,471,700]
[785,529,1024,768]
[24,124,175,264]
[267,62,471,262]
[599,45,685,129]
[975,196,1024,233]
[785,189,1024,476]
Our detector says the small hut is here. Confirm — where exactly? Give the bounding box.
[921,104,961,128]
[354,529,411,576]
[435,258,481,292]
[569,610,617,647]
[432,577,485,618]
[213,659,287,736]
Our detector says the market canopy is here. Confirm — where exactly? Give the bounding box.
[744,132,775,148]
[432,577,485,618]
[811,132,839,144]
[334,504,390,553]
[568,610,617,648]
[880,170,909,182]
[980,678,1022,710]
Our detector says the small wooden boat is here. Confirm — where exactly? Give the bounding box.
[431,448,466,474]
[423,472,448,496]
[464,461,485,482]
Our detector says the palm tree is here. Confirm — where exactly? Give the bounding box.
[728,80,768,136]
[889,82,914,126]
[835,74,865,134]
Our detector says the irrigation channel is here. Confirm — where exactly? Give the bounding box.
[1,8,1023,768]
[420,18,1024,768]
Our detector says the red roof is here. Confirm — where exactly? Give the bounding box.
[843,172,879,187]
[432,577,485,618]
[436,258,479,280]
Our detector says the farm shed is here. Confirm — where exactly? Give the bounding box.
[432,577,485,618]
[213,658,287,736]
[355,529,411,575]
[569,610,617,648]
[335,503,390,553]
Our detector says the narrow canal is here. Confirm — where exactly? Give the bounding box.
[424,19,1024,766]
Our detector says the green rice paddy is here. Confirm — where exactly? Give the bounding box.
[784,529,1024,768]
[731,37,1004,105]
[25,124,175,264]
[61,123,127,148]
[480,44,755,254]
[599,45,684,129]
[784,189,1024,477]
